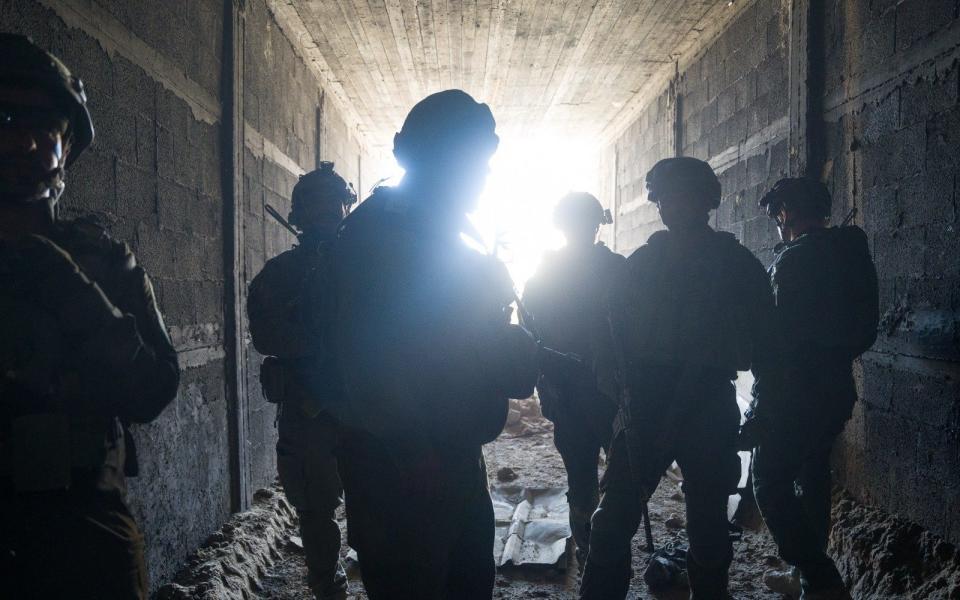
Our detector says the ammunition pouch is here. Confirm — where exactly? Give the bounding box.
[260,356,286,404]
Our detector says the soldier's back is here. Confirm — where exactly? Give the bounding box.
[613,228,770,375]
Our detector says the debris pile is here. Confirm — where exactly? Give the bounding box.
[831,490,960,599]
[502,395,553,437]
[491,486,572,569]
[156,486,296,600]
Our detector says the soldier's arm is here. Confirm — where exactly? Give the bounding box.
[20,235,178,421]
[110,264,180,423]
[476,259,538,400]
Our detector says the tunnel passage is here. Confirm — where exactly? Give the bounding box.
[3,0,959,597]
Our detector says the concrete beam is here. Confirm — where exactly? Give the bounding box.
[244,121,307,177]
[222,0,251,513]
[824,18,960,122]
[38,0,221,125]
[709,116,789,175]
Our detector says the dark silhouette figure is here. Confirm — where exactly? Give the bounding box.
[522,191,623,568]
[0,34,180,599]
[331,90,538,599]
[579,157,774,600]
[247,162,356,600]
[743,178,878,600]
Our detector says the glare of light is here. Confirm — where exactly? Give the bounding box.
[471,132,600,291]
[365,132,601,291]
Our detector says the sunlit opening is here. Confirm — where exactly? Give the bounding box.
[370,132,601,292]
[471,132,600,291]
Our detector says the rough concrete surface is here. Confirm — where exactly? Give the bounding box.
[831,490,960,599]
[156,486,296,600]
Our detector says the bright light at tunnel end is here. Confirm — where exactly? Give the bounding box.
[371,131,602,292]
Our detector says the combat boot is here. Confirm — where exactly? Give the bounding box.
[763,566,801,598]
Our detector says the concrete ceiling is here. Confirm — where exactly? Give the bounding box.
[272,0,751,151]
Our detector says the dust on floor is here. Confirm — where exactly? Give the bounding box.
[260,418,785,600]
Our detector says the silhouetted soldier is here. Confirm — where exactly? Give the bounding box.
[247,163,356,600]
[0,34,180,599]
[742,178,878,600]
[579,157,773,600]
[332,90,538,599]
[522,191,623,568]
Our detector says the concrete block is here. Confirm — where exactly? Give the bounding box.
[925,105,960,173]
[916,425,960,490]
[135,114,157,170]
[94,102,138,164]
[63,149,117,219]
[924,221,960,278]
[890,366,959,429]
[157,125,176,180]
[873,226,925,278]
[173,137,201,189]
[116,160,158,223]
[114,55,156,117]
[863,184,900,233]
[860,11,898,76]
[862,122,925,187]
[861,91,900,145]
[900,65,959,128]
[895,0,958,53]
[900,169,956,228]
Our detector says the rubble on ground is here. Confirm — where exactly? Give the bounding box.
[502,396,553,437]
[155,486,296,600]
[831,490,960,599]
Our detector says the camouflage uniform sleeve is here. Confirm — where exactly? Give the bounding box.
[113,262,180,423]
[13,235,179,422]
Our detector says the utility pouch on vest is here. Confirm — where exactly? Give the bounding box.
[260,356,286,404]
[12,413,72,492]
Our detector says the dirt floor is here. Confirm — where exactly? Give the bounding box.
[259,410,786,600]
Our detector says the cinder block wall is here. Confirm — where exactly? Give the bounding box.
[604,0,960,547]
[821,0,960,544]
[2,0,372,589]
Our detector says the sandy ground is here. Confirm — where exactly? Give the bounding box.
[259,411,786,600]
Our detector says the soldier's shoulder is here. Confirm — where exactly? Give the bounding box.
[625,230,669,264]
[831,225,870,254]
[715,231,763,266]
[53,217,136,271]
[594,242,626,265]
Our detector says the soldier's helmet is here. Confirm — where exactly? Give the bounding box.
[392,89,499,169]
[645,157,721,210]
[289,161,356,228]
[553,191,612,230]
[0,34,94,168]
[759,177,832,220]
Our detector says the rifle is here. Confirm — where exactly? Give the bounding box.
[513,291,589,388]
[840,206,858,226]
[265,204,300,236]
[478,223,586,387]
[608,312,656,553]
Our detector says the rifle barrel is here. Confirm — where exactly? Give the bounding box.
[264,204,300,236]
